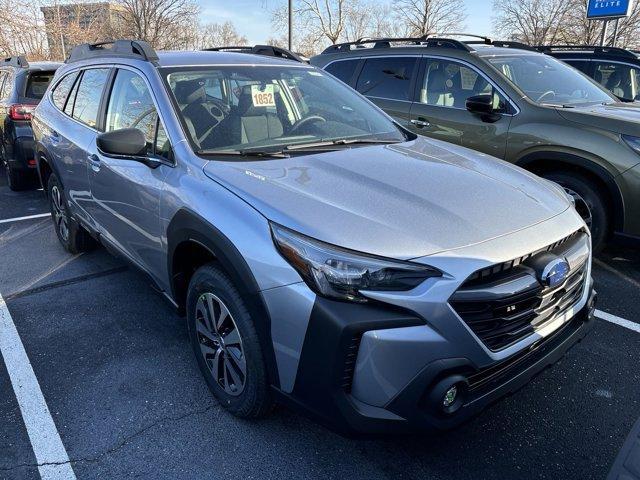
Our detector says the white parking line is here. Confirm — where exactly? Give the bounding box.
[0,294,76,479]
[595,309,640,334]
[0,213,50,225]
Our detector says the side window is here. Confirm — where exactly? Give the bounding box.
[106,69,171,158]
[64,73,81,116]
[325,60,359,85]
[0,72,6,100]
[564,60,591,74]
[420,59,509,112]
[0,72,12,100]
[72,68,110,128]
[593,62,638,101]
[52,72,79,110]
[355,57,417,101]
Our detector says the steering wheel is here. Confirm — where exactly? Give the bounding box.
[537,90,556,103]
[289,115,326,135]
[130,107,156,129]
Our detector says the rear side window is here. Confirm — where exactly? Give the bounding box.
[72,68,110,128]
[52,72,78,110]
[325,60,359,84]
[593,62,639,101]
[356,57,417,101]
[25,71,56,100]
[564,60,591,74]
[0,71,13,100]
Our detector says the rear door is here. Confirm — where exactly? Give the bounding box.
[86,67,171,281]
[49,67,111,224]
[408,56,514,159]
[353,56,418,127]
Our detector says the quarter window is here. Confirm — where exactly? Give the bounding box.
[52,72,78,110]
[72,68,110,128]
[325,59,359,85]
[0,72,13,100]
[356,57,417,101]
[593,62,639,101]
[106,69,170,158]
[421,59,509,113]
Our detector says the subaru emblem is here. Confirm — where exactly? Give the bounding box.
[540,257,570,288]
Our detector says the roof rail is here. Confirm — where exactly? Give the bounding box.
[203,45,307,63]
[536,44,638,59]
[2,56,29,68]
[321,35,472,54]
[66,40,159,64]
[466,40,536,51]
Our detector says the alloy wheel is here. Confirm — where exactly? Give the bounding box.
[564,187,593,230]
[195,292,246,396]
[51,185,69,242]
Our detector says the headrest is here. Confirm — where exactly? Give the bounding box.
[174,79,206,105]
[427,68,447,91]
[606,70,622,88]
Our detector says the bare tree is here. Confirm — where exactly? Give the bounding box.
[113,0,199,50]
[187,21,248,50]
[392,0,467,37]
[493,0,575,44]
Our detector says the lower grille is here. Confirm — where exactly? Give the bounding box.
[451,231,589,351]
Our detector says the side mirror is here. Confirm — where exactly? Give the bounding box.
[465,94,494,115]
[97,128,148,157]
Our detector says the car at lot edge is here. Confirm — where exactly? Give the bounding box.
[32,40,596,434]
[310,36,640,252]
[0,56,62,190]
[538,45,640,103]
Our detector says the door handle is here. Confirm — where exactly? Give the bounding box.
[88,154,100,171]
[50,130,60,142]
[410,118,430,128]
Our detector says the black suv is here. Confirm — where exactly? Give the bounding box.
[0,56,61,190]
[539,45,640,102]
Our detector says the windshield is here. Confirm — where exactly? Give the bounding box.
[486,54,615,106]
[162,65,407,156]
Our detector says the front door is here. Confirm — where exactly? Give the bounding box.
[87,68,172,282]
[408,57,513,159]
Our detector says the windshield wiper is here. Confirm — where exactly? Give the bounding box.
[197,149,290,158]
[284,137,401,151]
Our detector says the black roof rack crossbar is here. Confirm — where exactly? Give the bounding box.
[321,35,473,54]
[66,40,159,64]
[203,45,306,63]
[2,55,29,68]
[535,45,638,59]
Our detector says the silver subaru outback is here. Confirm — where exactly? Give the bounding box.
[32,41,596,434]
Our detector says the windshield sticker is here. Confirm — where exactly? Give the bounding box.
[251,84,276,107]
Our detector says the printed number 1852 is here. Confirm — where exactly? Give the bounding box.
[253,93,274,105]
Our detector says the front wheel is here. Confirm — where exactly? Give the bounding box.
[47,173,93,254]
[543,171,609,252]
[187,263,273,418]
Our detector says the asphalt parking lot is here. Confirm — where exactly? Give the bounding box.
[0,167,638,480]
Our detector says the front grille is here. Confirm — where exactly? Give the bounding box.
[450,231,589,351]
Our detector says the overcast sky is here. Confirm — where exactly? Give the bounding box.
[198,0,494,45]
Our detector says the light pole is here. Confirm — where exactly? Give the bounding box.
[288,0,293,50]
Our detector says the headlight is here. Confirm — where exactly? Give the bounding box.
[622,134,640,155]
[271,223,441,302]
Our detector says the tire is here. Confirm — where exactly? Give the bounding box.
[187,263,273,418]
[6,163,29,191]
[47,173,93,254]
[543,171,609,252]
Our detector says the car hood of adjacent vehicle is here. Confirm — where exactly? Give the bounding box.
[556,101,640,135]
[203,137,570,259]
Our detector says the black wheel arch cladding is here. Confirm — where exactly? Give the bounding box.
[166,208,280,389]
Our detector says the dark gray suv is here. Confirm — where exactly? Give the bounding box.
[32,40,595,434]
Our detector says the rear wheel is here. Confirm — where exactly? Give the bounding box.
[543,171,609,252]
[47,173,93,254]
[187,263,273,418]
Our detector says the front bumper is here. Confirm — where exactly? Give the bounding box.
[277,286,596,435]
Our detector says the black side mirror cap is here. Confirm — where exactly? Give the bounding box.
[465,94,494,115]
[97,128,148,157]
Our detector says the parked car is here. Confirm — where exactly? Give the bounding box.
[0,56,62,190]
[310,36,640,251]
[33,40,596,434]
[538,45,640,102]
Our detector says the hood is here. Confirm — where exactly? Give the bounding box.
[203,137,570,259]
[556,102,640,136]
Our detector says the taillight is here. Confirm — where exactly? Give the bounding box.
[9,104,36,121]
